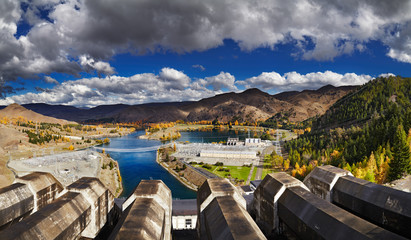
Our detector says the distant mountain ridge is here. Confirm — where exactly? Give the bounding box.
[0,85,357,123]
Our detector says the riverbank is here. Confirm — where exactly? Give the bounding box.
[99,152,123,197]
[155,145,204,191]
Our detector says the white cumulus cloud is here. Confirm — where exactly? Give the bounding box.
[204,72,237,91]
[240,70,372,91]
[0,69,378,107]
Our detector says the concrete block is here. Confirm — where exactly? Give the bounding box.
[0,191,92,240]
[116,198,166,240]
[303,165,352,201]
[68,177,114,239]
[15,171,63,211]
[202,196,266,240]
[278,186,406,240]
[252,172,308,236]
[333,175,411,238]
[0,183,34,228]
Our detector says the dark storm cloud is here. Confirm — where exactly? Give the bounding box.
[0,0,410,98]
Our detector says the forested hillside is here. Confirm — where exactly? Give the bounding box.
[284,76,411,182]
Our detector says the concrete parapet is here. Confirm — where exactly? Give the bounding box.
[116,198,166,239]
[0,191,91,240]
[0,183,34,229]
[15,171,63,211]
[253,172,308,236]
[278,186,406,240]
[68,177,114,239]
[202,196,266,240]
[332,175,411,238]
[303,165,352,201]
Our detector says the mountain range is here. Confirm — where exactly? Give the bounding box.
[0,85,356,123]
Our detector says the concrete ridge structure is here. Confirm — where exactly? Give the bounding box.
[0,166,410,239]
[202,196,266,240]
[304,165,411,239]
[0,191,91,240]
[0,182,33,229]
[116,197,166,239]
[15,171,64,211]
[197,178,246,213]
[252,172,309,235]
[112,180,172,240]
[303,165,353,201]
[197,178,266,240]
[0,173,116,240]
[253,171,407,239]
[0,172,64,230]
[67,177,114,239]
[279,186,405,240]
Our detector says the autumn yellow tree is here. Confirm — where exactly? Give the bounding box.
[283,159,290,171]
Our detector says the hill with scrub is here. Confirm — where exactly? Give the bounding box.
[0,103,77,125]
[284,76,411,183]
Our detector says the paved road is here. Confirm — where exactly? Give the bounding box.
[254,158,264,180]
[255,145,276,180]
[245,165,255,185]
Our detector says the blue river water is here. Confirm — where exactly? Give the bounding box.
[103,129,254,199]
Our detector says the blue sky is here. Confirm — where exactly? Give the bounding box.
[1,0,411,107]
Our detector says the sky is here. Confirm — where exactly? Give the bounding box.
[0,0,410,107]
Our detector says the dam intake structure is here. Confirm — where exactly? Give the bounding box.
[0,165,409,239]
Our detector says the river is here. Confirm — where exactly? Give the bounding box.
[103,129,255,199]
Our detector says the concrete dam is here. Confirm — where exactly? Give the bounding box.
[0,165,410,239]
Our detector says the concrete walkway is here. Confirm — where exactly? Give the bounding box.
[246,165,255,185]
[255,145,276,180]
[254,158,264,180]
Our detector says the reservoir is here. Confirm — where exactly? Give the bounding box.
[103,129,254,199]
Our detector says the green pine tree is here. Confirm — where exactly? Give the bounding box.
[388,125,411,181]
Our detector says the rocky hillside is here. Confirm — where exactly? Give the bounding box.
[1,85,356,123]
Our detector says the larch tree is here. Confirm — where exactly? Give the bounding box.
[388,125,411,181]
